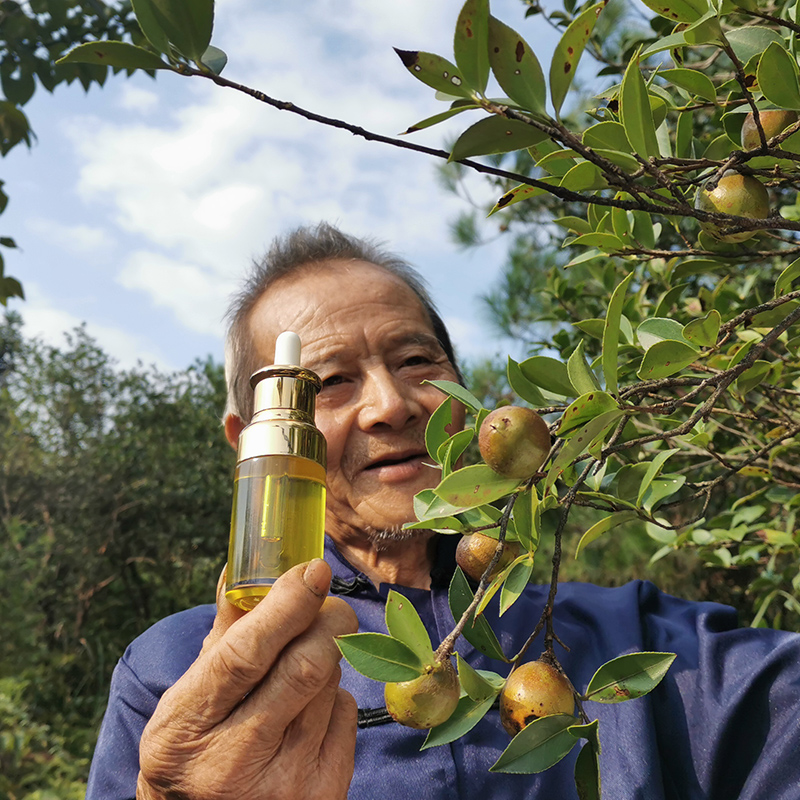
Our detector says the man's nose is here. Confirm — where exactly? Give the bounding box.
[358,367,423,431]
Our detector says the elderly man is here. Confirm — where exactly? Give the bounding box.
[88,224,800,800]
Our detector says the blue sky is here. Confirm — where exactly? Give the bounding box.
[5,0,557,372]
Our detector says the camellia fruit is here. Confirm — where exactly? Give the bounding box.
[499,659,575,736]
[694,171,770,243]
[384,659,460,730]
[741,109,798,151]
[456,531,521,583]
[478,406,551,480]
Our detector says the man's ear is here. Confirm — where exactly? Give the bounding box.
[224,414,246,449]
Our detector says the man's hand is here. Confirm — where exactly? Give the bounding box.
[136,559,359,800]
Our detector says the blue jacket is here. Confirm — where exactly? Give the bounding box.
[87,536,800,799]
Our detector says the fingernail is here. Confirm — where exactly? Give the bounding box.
[302,559,331,597]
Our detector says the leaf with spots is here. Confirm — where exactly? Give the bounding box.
[57,41,173,71]
[454,0,490,95]
[546,410,624,490]
[394,49,473,99]
[385,590,435,666]
[638,0,707,23]
[487,15,546,117]
[402,103,480,134]
[489,179,559,216]
[557,391,619,437]
[637,339,699,380]
[583,652,676,704]
[549,2,606,117]
[449,116,549,162]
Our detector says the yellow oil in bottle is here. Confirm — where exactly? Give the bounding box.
[226,454,326,611]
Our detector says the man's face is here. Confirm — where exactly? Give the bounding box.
[247,260,464,543]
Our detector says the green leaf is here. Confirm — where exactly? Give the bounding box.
[575,511,638,557]
[569,232,625,250]
[395,49,473,98]
[200,45,227,75]
[449,568,508,661]
[403,104,479,134]
[57,41,172,71]
[422,692,496,749]
[683,309,721,348]
[727,26,784,66]
[602,272,635,395]
[507,357,546,406]
[454,0,490,93]
[136,0,213,62]
[637,449,680,506]
[637,340,699,380]
[642,474,685,513]
[620,53,660,159]
[757,43,800,110]
[487,16,546,116]
[490,714,578,773]
[573,319,605,340]
[385,590,435,666]
[546,410,624,490]
[450,116,549,161]
[456,653,501,701]
[518,355,576,397]
[490,179,559,215]
[131,0,171,53]
[637,317,694,350]
[557,391,619,437]
[574,741,602,800]
[657,68,716,101]
[567,341,601,396]
[500,556,534,615]
[438,429,475,475]
[549,3,606,116]
[584,652,676,703]
[554,216,593,235]
[435,464,521,508]
[735,360,771,395]
[638,0,707,23]
[775,256,800,298]
[582,121,632,152]
[513,487,540,553]
[336,633,424,682]
[424,379,484,414]
[560,162,607,192]
[426,398,454,463]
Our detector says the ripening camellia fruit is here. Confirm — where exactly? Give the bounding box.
[499,659,575,736]
[478,406,551,480]
[456,531,521,583]
[384,659,460,729]
[694,171,770,243]
[741,109,798,151]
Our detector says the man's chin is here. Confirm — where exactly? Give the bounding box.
[364,525,431,550]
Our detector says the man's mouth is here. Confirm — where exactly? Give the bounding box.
[364,450,428,471]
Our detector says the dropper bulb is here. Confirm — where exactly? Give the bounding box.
[274,331,302,366]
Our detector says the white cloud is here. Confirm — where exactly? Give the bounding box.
[25,218,115,255]
[117,83,160,114]
[117,251,235,336]
[20,284,171,371]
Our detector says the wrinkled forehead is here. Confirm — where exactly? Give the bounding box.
[247,260,436,358]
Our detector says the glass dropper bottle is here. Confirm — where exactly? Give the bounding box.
[225,331,327,611]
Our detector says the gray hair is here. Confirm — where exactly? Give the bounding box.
[224,222,461,423]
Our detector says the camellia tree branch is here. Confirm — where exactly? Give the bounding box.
[58,0,800,795]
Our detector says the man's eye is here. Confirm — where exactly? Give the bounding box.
[322,374,346,388]
[402,355,432,367]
